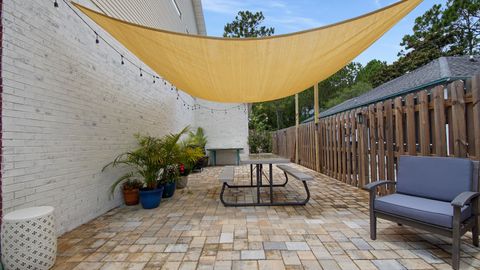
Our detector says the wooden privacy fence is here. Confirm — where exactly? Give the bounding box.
[272,74,480,188]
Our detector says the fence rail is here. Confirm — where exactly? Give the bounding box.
[272,74,480,188]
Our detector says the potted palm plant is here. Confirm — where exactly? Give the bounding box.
[156,126,195,197]
[177,142,203,189]
[103,134,165,209]
[185,127,209,171]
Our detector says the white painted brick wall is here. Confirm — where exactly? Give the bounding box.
[1,0,247,234]
[194,99,249,165]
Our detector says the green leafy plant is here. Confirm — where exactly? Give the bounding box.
[248,129,272,153]
[185,127,208,154]
[103,127,193,195]
[123,179,143,191]
[178,141,204,175]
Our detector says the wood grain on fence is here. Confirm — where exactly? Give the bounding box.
[271,76,480,188]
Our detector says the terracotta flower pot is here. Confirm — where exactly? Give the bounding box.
[123,188,139,206]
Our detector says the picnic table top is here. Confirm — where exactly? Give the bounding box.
[241,153,290,164]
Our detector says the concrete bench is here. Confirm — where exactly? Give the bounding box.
[276,164,313,181]
[219,166,235,184]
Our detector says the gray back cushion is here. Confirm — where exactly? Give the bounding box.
[396,156,473,202]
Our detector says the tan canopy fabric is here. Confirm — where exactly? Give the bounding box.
[73,0,422,103]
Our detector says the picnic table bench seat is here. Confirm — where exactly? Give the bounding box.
[276,164,313,181]
[218,166,235,184]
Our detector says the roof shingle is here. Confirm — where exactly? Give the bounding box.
[316,55,480,119]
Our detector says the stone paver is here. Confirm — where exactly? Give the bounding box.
[52,165,480,270]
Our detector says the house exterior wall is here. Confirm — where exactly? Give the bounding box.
[1,0,246,234]
[194,99,249,165]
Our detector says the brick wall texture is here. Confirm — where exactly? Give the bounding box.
[1,0,247,234]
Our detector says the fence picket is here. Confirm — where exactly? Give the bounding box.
[271,76,480,187]
[433,86,447,156]
[405,94,416,155]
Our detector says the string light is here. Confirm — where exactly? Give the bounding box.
[56,0,247,115]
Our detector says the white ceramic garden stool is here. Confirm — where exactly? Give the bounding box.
[1,206,56,270]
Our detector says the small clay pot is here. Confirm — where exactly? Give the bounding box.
[123,188,139,206]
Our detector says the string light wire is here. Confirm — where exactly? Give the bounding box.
[56,0,246,113]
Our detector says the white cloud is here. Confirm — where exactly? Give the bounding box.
[202,0,323,33]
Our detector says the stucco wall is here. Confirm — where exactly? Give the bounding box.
[2,0,230,234]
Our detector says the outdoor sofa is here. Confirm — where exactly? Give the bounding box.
[364,156,479,270]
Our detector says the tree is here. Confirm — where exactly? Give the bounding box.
[223,11,274,38]
[443,0,480,55]
[376,0,480,86]
[357,59,387,87]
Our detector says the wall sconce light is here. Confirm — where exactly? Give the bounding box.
[356,112,364,124]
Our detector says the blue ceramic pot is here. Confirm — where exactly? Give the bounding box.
[162,181,176,198]
[139,186,164,209]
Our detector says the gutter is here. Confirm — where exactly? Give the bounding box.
[304,76,469,121]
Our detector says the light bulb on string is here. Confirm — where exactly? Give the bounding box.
[95,32,99,44]
[54,0,59,7]
[139,68,143,77]
[153,76,156,83]
[120,55,124,65]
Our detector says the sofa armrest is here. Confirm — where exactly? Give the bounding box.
[451,191,480,207]
[363,180,396,191]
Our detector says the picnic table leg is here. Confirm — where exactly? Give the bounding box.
[269,164,273,203]
[250,164,253,186]
[256,164,261,204]
[236,149,240,165]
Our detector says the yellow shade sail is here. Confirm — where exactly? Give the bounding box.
[73,0,422,103]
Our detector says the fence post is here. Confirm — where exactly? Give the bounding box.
[295,94,299,164]
[314,83,320,172]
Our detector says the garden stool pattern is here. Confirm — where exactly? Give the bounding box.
[1,206,56,270]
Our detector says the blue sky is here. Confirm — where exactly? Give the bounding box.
[202,0,445,65]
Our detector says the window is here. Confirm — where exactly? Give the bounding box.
[171,0,182,18]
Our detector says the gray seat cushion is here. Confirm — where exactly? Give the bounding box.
[397,156,473,202]
[375,194,472,228]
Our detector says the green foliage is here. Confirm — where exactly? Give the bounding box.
[223,11,274,38]
[323,81,373,109]
[248,130,272,153]
[245,1,480,131]
[103,127,193,195]
[185,127,208,154]
[123,179,143,191]
[178,140,205,172]
[443,0,480,55]
[375,0,480,86]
